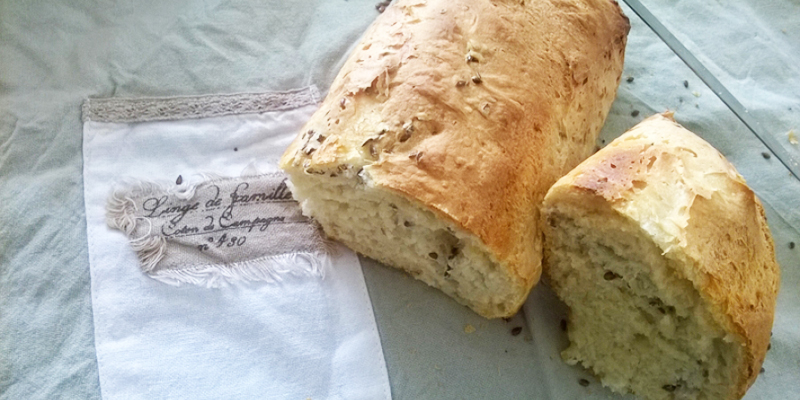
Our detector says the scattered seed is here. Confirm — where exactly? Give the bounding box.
[466,54,476,62]
[511,326,522,336]
[560,319,567,331]
[768,343,771,351]
[429,252,439,260]
[403,220,413,227]
[626,76,634,83]
[399,123,414,142]
[176,175,183,185]
[790,241,795,249]
[762,152,771,159]
[603,271,618,281]
[683,80,689,88]
[448,246,460,260]
[361,138,378,157]
[579,379,590,387]
[663,384,677,392]
[760,367,765,374]
[631,110,640,117]
[472,75,482,84]
[234,147,238,152]
[340,98,347,109]
[456,80,467,87]
[649,298,663,307]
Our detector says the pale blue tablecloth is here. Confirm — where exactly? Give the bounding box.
[1,1,798,398]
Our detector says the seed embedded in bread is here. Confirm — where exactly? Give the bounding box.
[542,113,780,400]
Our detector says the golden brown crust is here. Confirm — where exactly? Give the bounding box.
[549,113,780,398]
[280,0,629,315]
[681,171,778,399]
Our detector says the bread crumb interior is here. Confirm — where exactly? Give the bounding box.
[287,171,521,318]
[545,207,741,400]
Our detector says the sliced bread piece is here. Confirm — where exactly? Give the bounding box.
[542,113,780,399]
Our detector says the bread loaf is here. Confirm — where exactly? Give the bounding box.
[542,113,780,399]
[280,0,629,318]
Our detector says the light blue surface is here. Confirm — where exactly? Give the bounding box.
[1,1,798,399]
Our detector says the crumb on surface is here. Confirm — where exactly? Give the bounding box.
[464,324,476,334]
[788,129,798,145]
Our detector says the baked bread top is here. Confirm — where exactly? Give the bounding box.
[280,0,630,308]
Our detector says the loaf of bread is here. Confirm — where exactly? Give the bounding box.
[542,113,780,399]
[280,0,629,318]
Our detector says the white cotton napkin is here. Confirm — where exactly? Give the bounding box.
[82,89,391,400]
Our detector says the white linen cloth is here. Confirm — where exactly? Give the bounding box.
[81,90,391,400]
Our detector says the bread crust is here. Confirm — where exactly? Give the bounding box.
[281,0,629,316]
[545,113,780,398]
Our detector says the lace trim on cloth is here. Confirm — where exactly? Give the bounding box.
[81,86,320,123]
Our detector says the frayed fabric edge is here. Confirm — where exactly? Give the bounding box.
[147,252,330,288]
[106,180,172,271]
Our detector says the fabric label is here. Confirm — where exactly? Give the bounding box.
[107,173,327,285]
